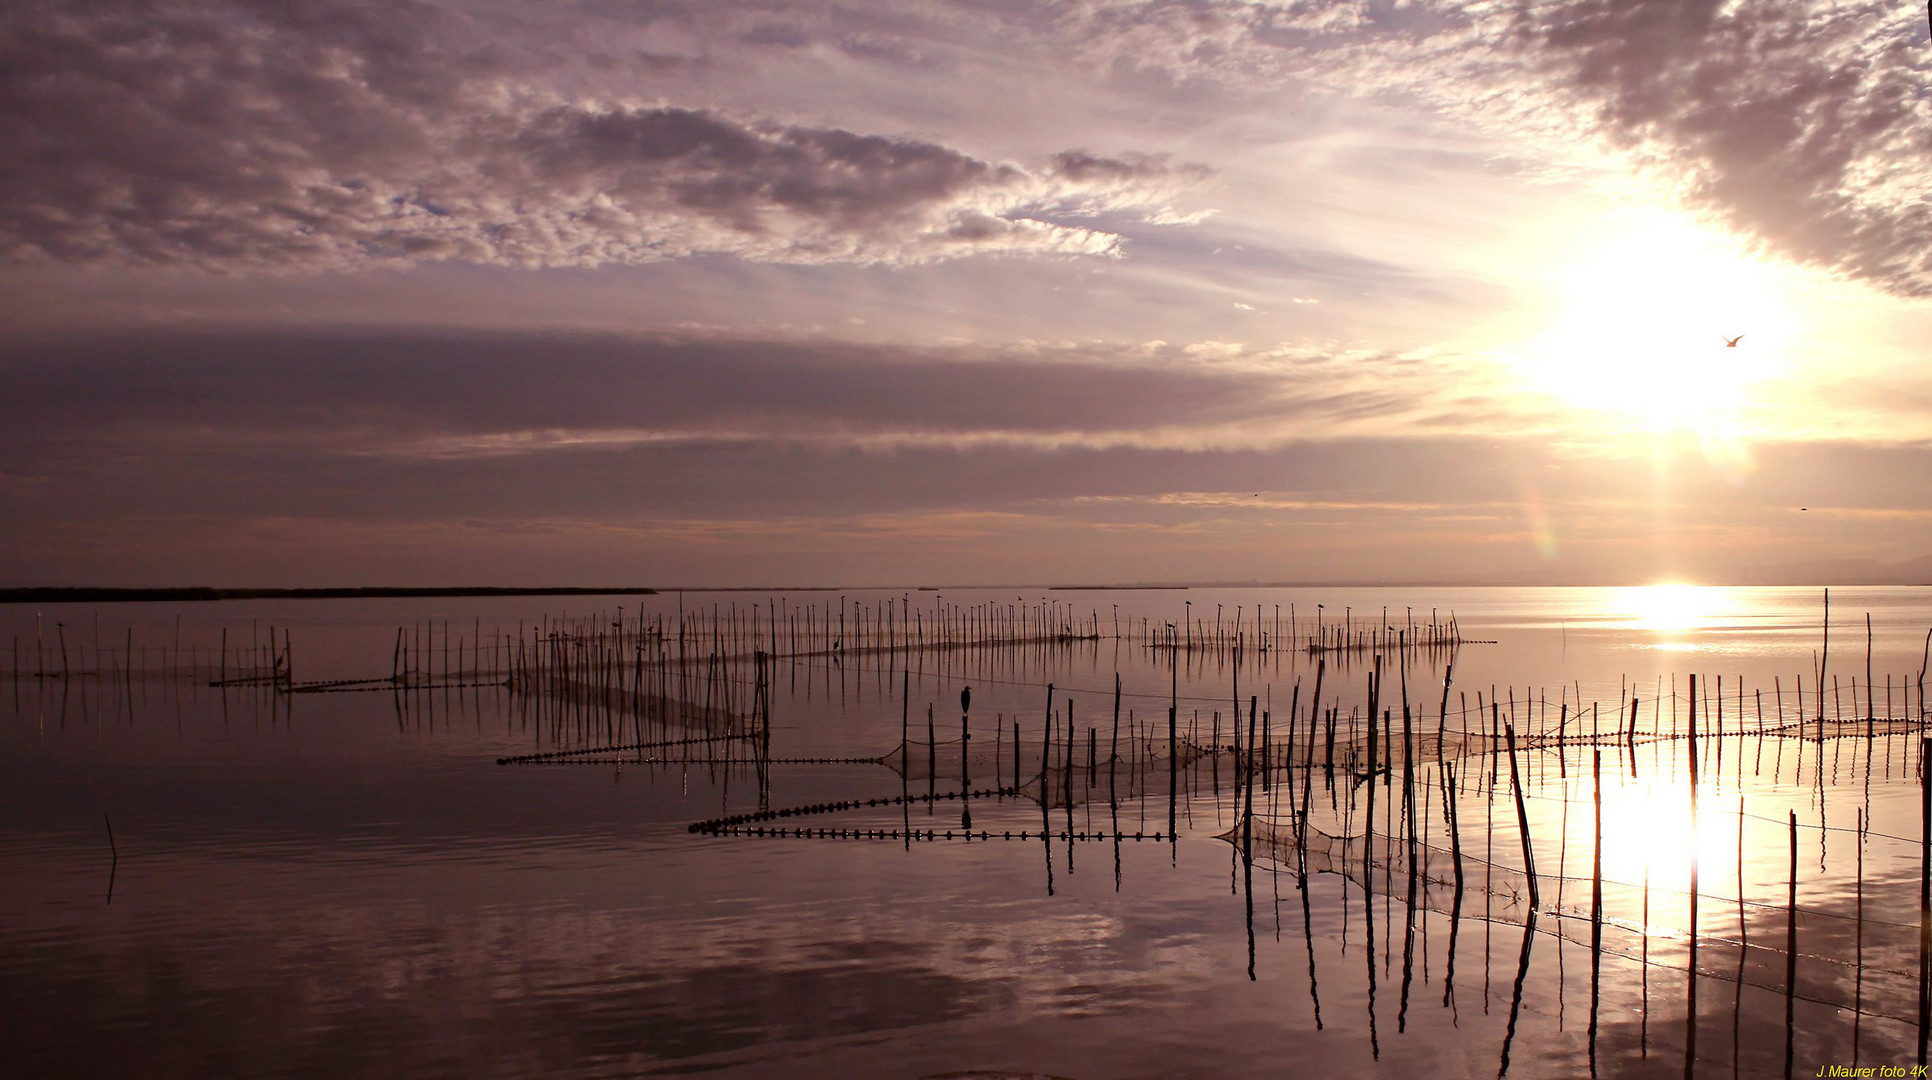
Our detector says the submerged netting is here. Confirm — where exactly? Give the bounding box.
[880,732,1213,779]
[1256,712,1932,773]
[1760,716,1932,738]
[879,736,1214,809]
[1220,814,1927,1023]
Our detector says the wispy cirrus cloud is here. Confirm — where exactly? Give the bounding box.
[1404,0,1932,296]
[12,0,1920,289]
[0,2,1208,271]
[1044,0,1932,295]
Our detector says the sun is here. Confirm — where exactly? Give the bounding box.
[1612,582,1738,635]
[1514,209,1801,432]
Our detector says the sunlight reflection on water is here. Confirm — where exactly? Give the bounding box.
[4,585,1930,1077]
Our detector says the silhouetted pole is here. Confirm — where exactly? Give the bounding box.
[1245,694,1257,981]
[1821,589,1830,725]
[1921,736,1931,1066]
[961,707,972,827]
[1436,661,1454,763]
[1041,696,1054,895]
[1787,809,1799,1080]
[902,671,911,852]
[1169,653,1178,859]
[1445,761,1464,894]
[1503,720,1538,909]
[1687,673,1701,1080]
[1442,763,1464,1018]
[1110,673,1121,782]
[1589,749,1603,1078]
[104,812,117,906]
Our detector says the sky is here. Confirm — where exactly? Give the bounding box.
[2,0,1930,587]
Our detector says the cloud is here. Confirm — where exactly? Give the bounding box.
[0,330,1475,459]
[2,332,1928,584]
[1426,0,1932,296]
[0,2,1208,271]
[13,0,1920,295]
[1047,0,1375,80]
[9,327,1921,520]
[917,0,1932,296]
[1109,0,1932,296]
[0,329,1527,567]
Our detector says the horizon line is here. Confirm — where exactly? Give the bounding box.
[3,579,1927,603]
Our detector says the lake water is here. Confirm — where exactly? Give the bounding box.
[5,585,1931,1078]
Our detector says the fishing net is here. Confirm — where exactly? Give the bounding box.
[1220,813,1926,1022]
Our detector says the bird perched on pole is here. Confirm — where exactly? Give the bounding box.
[960,686,971,714]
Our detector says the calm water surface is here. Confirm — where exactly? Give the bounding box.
[5,586,1931,1077]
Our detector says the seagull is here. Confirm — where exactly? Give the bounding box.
[1724,334,1745,347]
[960,686,971,714]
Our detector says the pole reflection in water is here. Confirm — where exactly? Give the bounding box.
[9,588,1932,1078]
[1500,911,1539,1078]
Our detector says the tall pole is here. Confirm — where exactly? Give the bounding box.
[1788,810,1800,1080]
[1820,588,1830,725]
[1503,720,1538,910]
[1688,673,1701,1078]
[1920,736,1930,1066]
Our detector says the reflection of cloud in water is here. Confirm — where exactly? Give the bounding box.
[0,847,1212,1075]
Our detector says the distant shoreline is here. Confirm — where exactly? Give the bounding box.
[0,586,660,604]
[3,581,1926,605]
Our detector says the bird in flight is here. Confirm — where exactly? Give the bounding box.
[1723,334,1745,347]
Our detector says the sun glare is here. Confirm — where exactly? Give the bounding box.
[1517,210,1801,433]
[1615,583,1734,634]
[1591,775,1733,899]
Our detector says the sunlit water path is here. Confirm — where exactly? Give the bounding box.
[5,586,1931,1078]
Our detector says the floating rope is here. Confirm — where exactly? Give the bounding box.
[498,733,759,765]
[688,785,1021,833]
[703,826,1170,842]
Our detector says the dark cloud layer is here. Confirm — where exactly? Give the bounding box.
[2,327,1926,584]
[0,331,1383,448]
[0,1,1204,270]
[0,329,1460,531]
[3,329,1926,526]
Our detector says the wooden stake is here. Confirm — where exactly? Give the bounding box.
[1788,809,1799,1079]
[1503,720,1538,910]
[1920,736,1930,1066]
